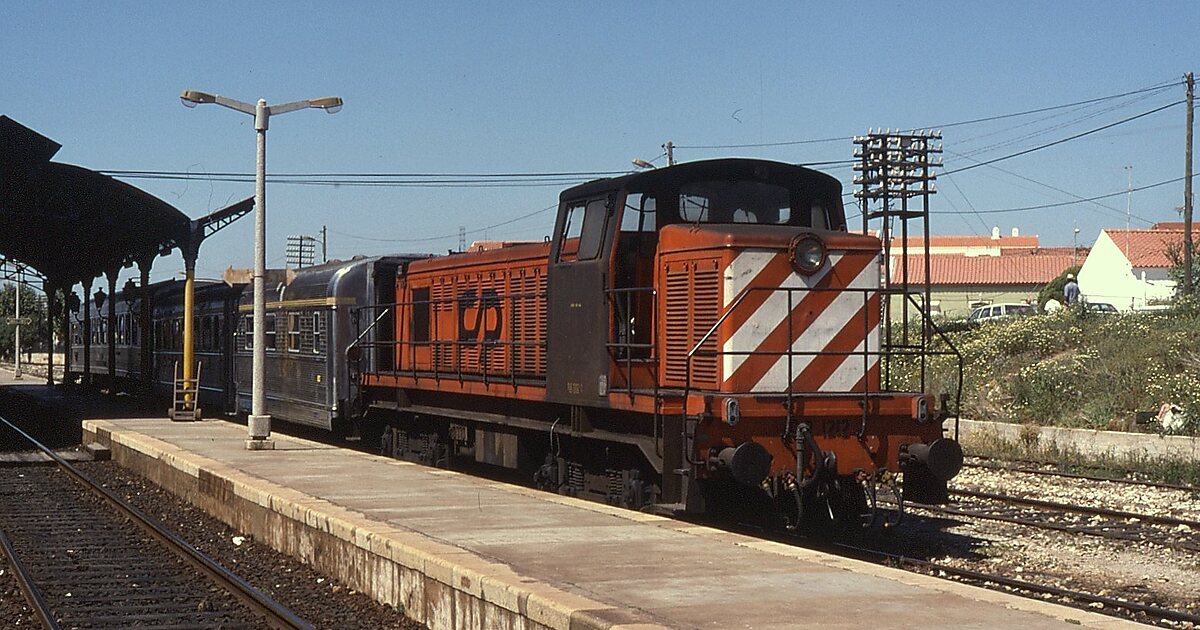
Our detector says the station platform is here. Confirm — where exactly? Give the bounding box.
[2,372,1135,629]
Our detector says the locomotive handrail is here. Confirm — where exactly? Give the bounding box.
[679,284,963,431]
[604,285,658,398]
[352,288,549,386]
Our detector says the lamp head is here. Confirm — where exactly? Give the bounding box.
[631,159,656,170]
[180,89,216,108]
[309,96,343,114]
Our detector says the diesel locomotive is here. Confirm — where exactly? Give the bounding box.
[353,158,962,525]
[69,158,961,527]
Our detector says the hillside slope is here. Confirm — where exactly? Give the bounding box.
[897,301,1199,435]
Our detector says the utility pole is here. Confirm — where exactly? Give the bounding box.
[1185,71,1194,297]
[1125,165,1133,258]
[663,141,675,166]
[321,225,328,263]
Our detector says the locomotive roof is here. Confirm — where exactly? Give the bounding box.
[560,158,842,200]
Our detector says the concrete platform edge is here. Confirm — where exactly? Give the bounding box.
[82,419,1140,630]
[83,419,659,630]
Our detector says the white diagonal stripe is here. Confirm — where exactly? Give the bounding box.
[819,324,880,392]
[721,253,842,379]
[749,260,879,392]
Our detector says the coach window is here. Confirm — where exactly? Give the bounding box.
[288,312,301,352]
[265,314,277,351]
[200,316,211,351]
[557,198,609,263]
[243,314,254,350]
[312,312,323,353]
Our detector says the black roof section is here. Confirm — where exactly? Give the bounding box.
[558,158,844,201]
[0,115,215,285]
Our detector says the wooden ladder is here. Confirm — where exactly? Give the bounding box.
[169,361,201,421]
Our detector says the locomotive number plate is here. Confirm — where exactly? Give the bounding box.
[815,418,853,438]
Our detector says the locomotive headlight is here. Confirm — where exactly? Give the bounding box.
[789,235,827,276]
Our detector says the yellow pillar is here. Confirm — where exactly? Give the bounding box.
[182,262,195,408]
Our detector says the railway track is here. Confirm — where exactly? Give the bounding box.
[0,415,313,630]
[829,542,1200,627]
[906,487,1200,553]
[676,510,1200,627]
[963,459,1200,494]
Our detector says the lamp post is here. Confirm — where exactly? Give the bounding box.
[14,270,22,380]
[181,90,342,449]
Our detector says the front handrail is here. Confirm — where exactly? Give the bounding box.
[678,284,963,441]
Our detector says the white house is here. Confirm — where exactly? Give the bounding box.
[1077,224,1183,311]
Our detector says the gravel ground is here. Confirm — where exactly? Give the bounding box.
[0,552,37,628]
[74,460,424,630]
[872,467,1200,628]
[953,465,1200,521]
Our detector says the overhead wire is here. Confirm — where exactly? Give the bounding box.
[939,100,1184,176]
[330,202,559,244]
[673,79,1181,151]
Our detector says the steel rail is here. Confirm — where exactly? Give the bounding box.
[962,460,1200,494]
[830,542,1200,626]
[0,415,314,630]
[906,501,1200,553]
[0,527,61,630]
[952,487,1200,529]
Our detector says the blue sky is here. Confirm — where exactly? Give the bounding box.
[3,2,1197,282]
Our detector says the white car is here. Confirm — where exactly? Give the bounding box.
[968,303,1036,322]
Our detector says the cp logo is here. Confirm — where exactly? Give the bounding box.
[458,289,502,344]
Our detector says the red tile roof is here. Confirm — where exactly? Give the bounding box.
[1001,246,1086,257]
[1151,222,1185,230]
[895,234,1039,249]
[1104,229,1185,268]
[890,253,1077,285]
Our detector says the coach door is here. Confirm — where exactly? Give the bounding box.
[546,195,618,405]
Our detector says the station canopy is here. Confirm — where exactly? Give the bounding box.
[0,115,248,286]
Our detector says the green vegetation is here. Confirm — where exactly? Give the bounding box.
[893,298,1200,436]
[0,282,51,360]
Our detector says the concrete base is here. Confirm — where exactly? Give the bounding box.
[957,418,1200,462]
[245,438,276,451]
[247,414,271,438]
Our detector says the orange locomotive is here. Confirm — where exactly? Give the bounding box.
[355,158,961,526]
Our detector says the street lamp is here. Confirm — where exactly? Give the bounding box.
[181,89,343,449]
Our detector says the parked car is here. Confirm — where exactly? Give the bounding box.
[1084,301,1118,314]
[968,302,1036,322]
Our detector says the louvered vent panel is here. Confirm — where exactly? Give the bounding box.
[431,280,455,372]
[690,266,720,385]
[512,271,547,377]
[663,261,719,388]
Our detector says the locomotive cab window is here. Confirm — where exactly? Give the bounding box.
[620,193,656,233]
[557,198,609,263]
[679,180,791,224]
